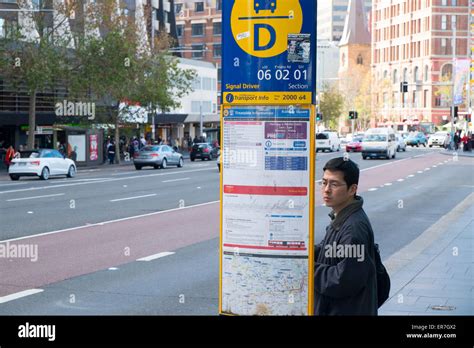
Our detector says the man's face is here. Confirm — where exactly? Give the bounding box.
[321,170,357,213]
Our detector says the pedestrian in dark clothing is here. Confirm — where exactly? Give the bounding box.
[314,157,378,315]
[107,142,115,164]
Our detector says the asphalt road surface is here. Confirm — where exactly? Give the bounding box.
[0,146,472,314]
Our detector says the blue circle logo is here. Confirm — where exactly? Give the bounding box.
[226,94,235,103]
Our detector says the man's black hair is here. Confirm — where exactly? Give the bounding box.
[323,157,360,191]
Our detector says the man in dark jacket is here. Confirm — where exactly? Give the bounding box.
[314,157,378,315]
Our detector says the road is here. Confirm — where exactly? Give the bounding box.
[0,146,472,314]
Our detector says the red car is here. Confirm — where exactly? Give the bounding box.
[345,136,363,152]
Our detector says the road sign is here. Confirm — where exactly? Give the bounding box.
[219,104,315,315]
[222,0,316,105]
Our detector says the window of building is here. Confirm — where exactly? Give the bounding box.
[195,2,204,12]
[441,38,448,54]
[393,69,398,84]
[202,77,212,90]
[356,54,363,65]
[192,77,202,90]
[191,24,204,36]
[213,22,221,36]
[213,44,222,58]
[423,90,428,108]
[451,15,456,30]
[216,0,222,11]
[424,65,429,81]
[191,101,201,113]
[441,15,447,30]
[452,0,457,5]
[176,25,184,37]
[403,67,408,82]
[192,44,205,58]
[414,66,419,82]
[175,3,183,15]
[383,70,388,79]
[441,63,453,80]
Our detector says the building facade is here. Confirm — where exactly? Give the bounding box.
[155,57,219,145]
[318,0,372,42]
[316,40,341,91]
[371,0,471,126]
[174,0,222,99]
[0,0,178,154]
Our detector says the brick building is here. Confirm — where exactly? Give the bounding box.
[371,0,471,126]
[174,0,222,101]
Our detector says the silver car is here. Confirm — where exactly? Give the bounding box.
[133,145,184,170]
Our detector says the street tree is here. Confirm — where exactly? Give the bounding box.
[0,0,75,149]
[72,0,195,163]
[319,84,345,130]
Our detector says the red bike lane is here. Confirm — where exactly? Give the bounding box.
[0,153,451,299]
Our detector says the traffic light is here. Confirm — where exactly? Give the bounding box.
[452,106,458,119]
[316,112,323,121]
[349,111,358,120]
[400,81,408,93]
[466,113,472,122]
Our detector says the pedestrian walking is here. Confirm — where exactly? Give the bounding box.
[4,145,15,169]
[461,132,471,152]
[314,157,378,315]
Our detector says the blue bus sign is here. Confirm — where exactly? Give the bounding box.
[222,0,316,105]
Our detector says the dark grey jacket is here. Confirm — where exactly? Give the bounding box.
[314,196,378,315]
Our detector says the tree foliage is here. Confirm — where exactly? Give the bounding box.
[319,84,345,130]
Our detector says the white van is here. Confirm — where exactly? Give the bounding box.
[361,128,397,160]
[316,131,341,152]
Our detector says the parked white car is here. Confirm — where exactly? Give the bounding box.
[428,131,449,148]
[8,149,76,181]
[316,131,341,152]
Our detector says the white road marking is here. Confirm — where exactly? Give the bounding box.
[162,178,190,183]
[27,211,34,214]
[111,171,139,176]
[0,167,215,195]
[1,200,220,243]
[136,251,175,262]
[0,289,44,304]
[368,188,378,191]
[407,174,415,178]
[397,179,404,182]
[110,194,157,202]
[6,193,65,202]
[424,168,430,171]
[384,183,392,186]
[108,267,119,271]
[432,165,437,167]
[417,171,423,173]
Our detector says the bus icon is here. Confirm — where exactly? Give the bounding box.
[254,0,277,14]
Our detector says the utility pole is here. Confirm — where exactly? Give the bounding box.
[150,5,156,142]
[450,16,457,149]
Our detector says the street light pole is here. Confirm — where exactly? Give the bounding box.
[450,17,457,150]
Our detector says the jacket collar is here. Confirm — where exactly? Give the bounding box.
[328,195,364,230]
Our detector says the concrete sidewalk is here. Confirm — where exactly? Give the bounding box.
[379,192,473,315]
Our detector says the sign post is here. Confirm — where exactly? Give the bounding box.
[219,0,316,316]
